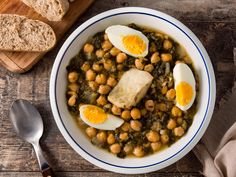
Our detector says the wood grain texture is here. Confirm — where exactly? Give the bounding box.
[0,172,204,177]
[0,0,94,73]
[1,0,236,177]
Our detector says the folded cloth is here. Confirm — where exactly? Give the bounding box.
[193,48,236,177]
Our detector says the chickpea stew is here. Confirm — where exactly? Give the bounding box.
[66,24,198,158]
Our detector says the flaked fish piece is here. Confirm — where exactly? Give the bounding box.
[108,68,153,109]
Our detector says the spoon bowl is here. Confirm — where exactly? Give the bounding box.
[10,99,55,177]
[10,99,43,143]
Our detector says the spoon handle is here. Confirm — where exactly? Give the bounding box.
[32,142,56,177]
[42,166,55,177]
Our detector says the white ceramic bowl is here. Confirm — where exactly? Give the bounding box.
[50,7,216,174]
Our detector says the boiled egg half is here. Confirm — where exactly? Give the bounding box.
[105,25,149,57]
[79,104,124,130]
[173,63,196,111]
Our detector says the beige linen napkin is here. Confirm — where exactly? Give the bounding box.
[193,48,236,177]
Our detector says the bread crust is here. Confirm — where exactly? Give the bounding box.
[21,0,69,21]
[0,14,56,52]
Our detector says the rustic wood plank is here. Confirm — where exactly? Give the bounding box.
[0,0,94,73]
[1,0,236,176]
[0,172,204,177]
[75,0,236,23]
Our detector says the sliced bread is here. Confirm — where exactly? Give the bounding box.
[0,14,56,52]
[21,0,69,21]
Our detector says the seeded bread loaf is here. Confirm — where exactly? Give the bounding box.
[0,14,56,52]
[21,0,69,21]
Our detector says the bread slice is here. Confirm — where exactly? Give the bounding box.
[21,0,69,21]
[108,69,153,109]
[0,14,56,52]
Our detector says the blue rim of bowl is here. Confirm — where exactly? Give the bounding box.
[54,12,210,169]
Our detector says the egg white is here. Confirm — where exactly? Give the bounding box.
[173,63,196,111]
[79,105,124,130]
[105,25,149,57]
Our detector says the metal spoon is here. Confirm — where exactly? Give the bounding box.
[9,99,55,177]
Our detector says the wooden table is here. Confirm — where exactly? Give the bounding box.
[1,0,236,176]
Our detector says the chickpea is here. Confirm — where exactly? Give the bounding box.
[68,95,77,106]
[141,108,147,116]
[151,121,162,132]
[121,122,130,132]
[177,117,183,125]
[96,95,107,106]
[151,142,162,152]
[117,64,123,71]
[121,110,131,120]
[166,89,176,100]
[161,134,169,144]
[119,132,129,141]
[110,47,120,56]
[104,34,109,40]
[110,143,121,154]
[83,43,94,53]
[111,105,121,115]
[171,106,182,117]
[161,86,168,95]
[85,127,97,138]
[107,77,117,87]
[117,71,123,79]
[161,53,172,62]
[86,69,96,81]
[88,81,98,91]
[123,143,133,155]
[175,60,183,65]
[81,62,90,72]
[68,71,79,83]
[130,108,141,119]
[133,146,145,157]
[102,41,113,51]
[156,32,164,39]
[144,64,154,73]
[67,91,77,96]
[167,119,177,130]
[143,142,151,148]
[183,56,192,64]
[163,40,173,50]
[92,63,103,72]
[107,133,116,144]
[95,74,107,84]
[156,103,167,112]
[116,53,127,63]
[96,49,105,58]
[103,59,113,71]
[182,120,187,130]
[174,127,185,137]
[150,52,160,64]
[97,131,107,143]
[160,129,167,135]
[135,58,144,70]
[146,130,160,142]
[145,100,155,112]
[103,52,111,59]
[68,83,79,92]
[98,85,111,95]
[103,103,112,110]
[149,42,157,52]
[130,120,142,131]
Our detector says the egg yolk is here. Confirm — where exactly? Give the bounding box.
[176,81,193,106]
[83,105,107,124]
[122,35,146,55]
